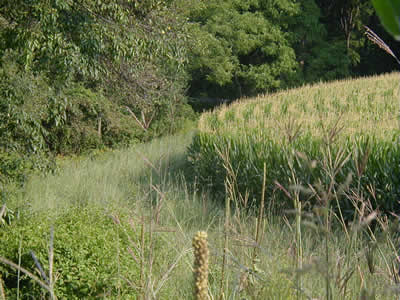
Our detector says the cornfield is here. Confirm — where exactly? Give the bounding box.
[188,72,400,216]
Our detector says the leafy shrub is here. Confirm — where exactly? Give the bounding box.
[0,0,195,186]
[48,85,141,154]
[0,208,141,299]
[0,56,173,186]
[0,58,58,186]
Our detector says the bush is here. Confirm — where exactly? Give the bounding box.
[0,56,148,186]
[0,208,141,299]
[0,44,195,191]
[48,85,141,154]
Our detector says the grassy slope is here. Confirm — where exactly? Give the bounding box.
[1,74,400,299]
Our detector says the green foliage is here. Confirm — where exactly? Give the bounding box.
[0,57,56,185]
[315,0,375,65]
[303,41,351,82]
[0,57,47,154]
[288,0,353,83]
[372,0,400,40]
[0,208,141,299]
[0,0,193,146]
[0,130,398,298]
[49,85,140,154]
[0,0,141,83]
[0,54,164,186]
[185,0,383,100]
[186,0,299,98]
[0,0,197,184]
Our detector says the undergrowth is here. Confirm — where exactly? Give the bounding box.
[0,131,399,299]
[1,74,400,299]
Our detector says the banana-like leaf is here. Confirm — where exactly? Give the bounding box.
[372,0,400,40]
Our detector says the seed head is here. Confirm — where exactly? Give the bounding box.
[193,231,209,300]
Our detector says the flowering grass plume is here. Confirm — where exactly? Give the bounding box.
[364,26,400,65]
[193,231,209,300]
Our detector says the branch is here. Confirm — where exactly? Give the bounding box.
[125,106,150,131]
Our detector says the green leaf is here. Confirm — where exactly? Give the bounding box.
[372,0,400,40]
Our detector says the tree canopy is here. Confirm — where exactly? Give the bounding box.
[183,0,395,100]
[186,0,299,98]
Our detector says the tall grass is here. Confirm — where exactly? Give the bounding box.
[1,133,224,298]
[13,133,195,214]
[1,74,400,298]
[0,132,398,298]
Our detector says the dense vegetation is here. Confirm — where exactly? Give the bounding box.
[1,1,400,298]
[0,0,398,186]
[1,111,399,298]
[189,73,400,218]
[0,0,196,186]
[186,0,398,99]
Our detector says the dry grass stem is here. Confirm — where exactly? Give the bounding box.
[364,26,400,65]
[0,274,5,300]
[0,256,56,299]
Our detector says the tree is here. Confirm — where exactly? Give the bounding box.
[0,0,186,84]
[289,0,352,82]
[315,0,374,66]
[0,0,195,185]
[1,0,126,83]
[0,0,191,135]
[186,0,299,99]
